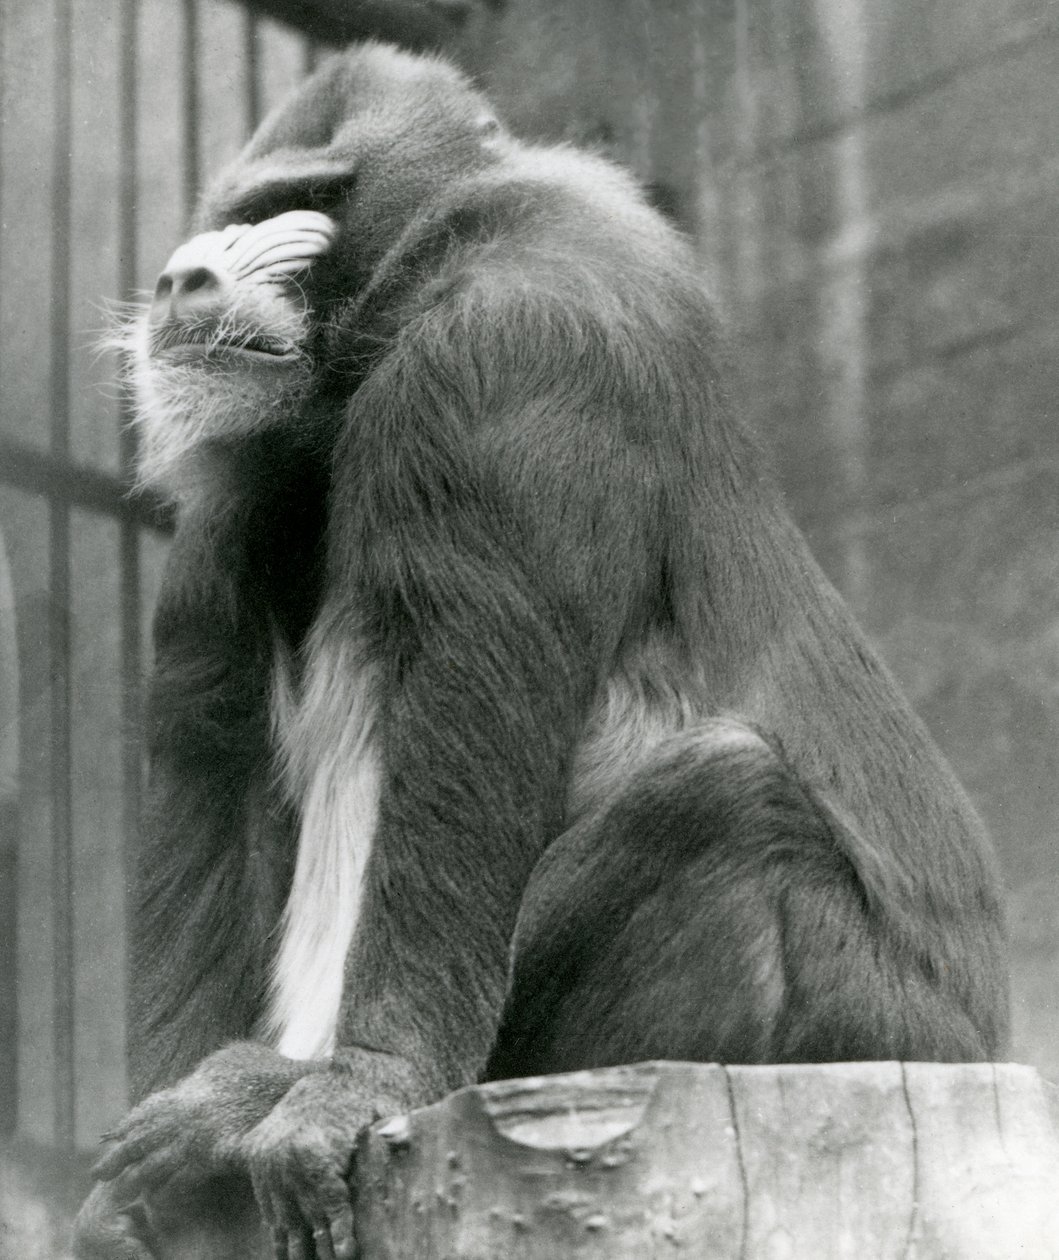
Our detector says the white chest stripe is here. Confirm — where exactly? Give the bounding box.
[266,635,380,1060]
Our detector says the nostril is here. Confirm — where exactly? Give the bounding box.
[150,263,227,325]
[181,267,215,295]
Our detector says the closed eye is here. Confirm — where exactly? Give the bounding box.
[230,174,355,226]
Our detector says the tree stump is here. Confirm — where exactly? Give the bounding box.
[354,1062,1059,1258]
[151,1062,1059,1258]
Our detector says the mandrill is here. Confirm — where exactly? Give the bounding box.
[76,40,1007,1260]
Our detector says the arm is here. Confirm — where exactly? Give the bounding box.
[341,287,659,1026]
[335,288,664,1067]
[131,516,282,1096]
[130,446,329,1094]
[80,511,311,1260]
[93,289,662,1259]
[246,296,664,1252]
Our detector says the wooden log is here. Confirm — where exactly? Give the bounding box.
[148,1062,1059,1259]
[352,1062,1059,1259]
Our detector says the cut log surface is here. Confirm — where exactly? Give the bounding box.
[352,1061,1059,1259]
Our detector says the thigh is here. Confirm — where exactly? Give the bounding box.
[485,716,991,1080]
[486,721,790,1079]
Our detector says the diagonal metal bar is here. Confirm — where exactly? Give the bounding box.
[0,436,174,534]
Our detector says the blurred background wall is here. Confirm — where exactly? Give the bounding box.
[1,0,1057,1252]
[455,0,1059,1077]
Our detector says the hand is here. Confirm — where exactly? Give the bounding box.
[93,1043,313,1207]
[242,1047,424,1260]
[73,1182,157,1260]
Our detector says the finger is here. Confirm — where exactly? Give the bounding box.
[297,1201,336,1260]
[287,1227,313,1260]
[93,1141,141,1181]
[326,1203,355,1260]
[93,1120,172,1181]
[277,1185,316,1260]
[296,1173,353,1260]
[312,1223,337,1260]
[257,1181,285,1260]
[110,1142,188,1205]
[265,1188,306,1260]
[270,1224,290,1260]
[108,1172,144,1209]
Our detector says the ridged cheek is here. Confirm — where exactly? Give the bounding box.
[157,210,337,295]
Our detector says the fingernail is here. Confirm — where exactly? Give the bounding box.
[376,1115,411,1147]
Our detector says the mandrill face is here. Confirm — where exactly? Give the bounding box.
[127,211,334,489]
[122,42,501,496]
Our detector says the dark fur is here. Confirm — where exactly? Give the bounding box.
[77,43,1007,1260]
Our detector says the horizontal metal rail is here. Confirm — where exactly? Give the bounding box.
[0,435,173,533]
[245,0,474,47]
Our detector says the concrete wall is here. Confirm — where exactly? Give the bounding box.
[454,0,1059,1079]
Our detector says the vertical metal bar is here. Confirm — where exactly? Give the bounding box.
[50,0,76,1150]
[0,535,18,1134]
[244,8,262,131]
[118,0,143,1071]
[0,0,15,1151]
[183,0,200,225]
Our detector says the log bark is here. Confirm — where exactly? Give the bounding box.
[149,1062,1059,1259]
[353,1062,1059,1258]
